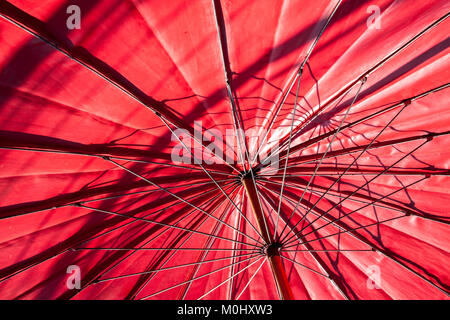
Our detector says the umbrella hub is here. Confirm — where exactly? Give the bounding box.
[262,242,283,257]
[238,166,261,180]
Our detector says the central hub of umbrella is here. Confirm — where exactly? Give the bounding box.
[262,242,283,257]
[238,166,260,180]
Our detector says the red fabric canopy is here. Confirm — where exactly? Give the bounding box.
[0,0,448,299]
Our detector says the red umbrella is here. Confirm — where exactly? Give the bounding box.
[0,0,448,300]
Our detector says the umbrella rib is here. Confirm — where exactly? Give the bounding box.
[77,204,260,249]
[0,146,232,177]
[180,195,244,300]
[186,1,271,244]
[234,258,267,300]
[259,78,360,171]
[258,181,349,237]
[263,176,442,249]
[176,186,242,300]
[77,178,236,206]
[284,213,450,296]
[282,176,430,248]
[260,169,450,177]
[283,137,430,246]
[283,249,372,252]
[75,180,238,248]
[285,176,431,246]
[0,181,238,285]
[114,204,244,299]
[274,73,302,240]
[277,78,366,242]
[74,247,259,252]
[105,157,264,245]
[253,188,338,297]
[94,252,257,284]
[0,176,236,221]
[278,100,409,244]
[139,254,261,300]
[129,184,240,300]
[161,119,240,175]
[196,256,266,300]
[211,0,249,169]
[109,156,232,176]
[278,128,450,171]
[275,209,350,299]
[159,117,267,243]
[285,247,350,300]
[228,187,245,300]
[84,197,236,303]
[279,84,359,234]
[259,181,357,237]
[1,5,445,172]
[79,196,255,298]
[250,0,342,167]
[286,215,406,248]
[1,3,448,300]
[260,83,450,172]
[257,190,350,299]
[261,171,447,261]
[90,225,185,298]
[259,178,417,216]
[263,13,450,165]
[278,255,329,278]
[364,12,450,78]
[302,0,343,66]
[0,7,240,175]
[2,179,232,220]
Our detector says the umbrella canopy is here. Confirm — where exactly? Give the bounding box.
[0,0,449,300]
